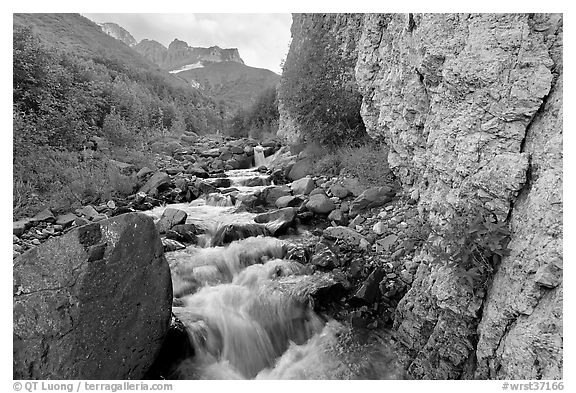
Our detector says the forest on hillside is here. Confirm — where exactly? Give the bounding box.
[13,26,227,217]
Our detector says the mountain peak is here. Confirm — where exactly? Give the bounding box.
[98,22,136,47]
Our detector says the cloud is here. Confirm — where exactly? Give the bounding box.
[83,13,292,73]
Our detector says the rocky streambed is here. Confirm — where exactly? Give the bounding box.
[13,135,425,379]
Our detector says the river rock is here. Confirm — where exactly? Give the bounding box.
[311,242,339,268]
[76,205,100,221]
[13,219,32,236]
[349,186,396,217]
[305,194,336,214]
[329,183,350,198]
[30,208,55,224]
[254,207,297,236]
[261,186,291,206]
[323,226,366,246]
[165,166,185,175]
[167,223,200,244]
[156,208,188,234]
[350,267,386,305]
[162,238,187,252]
[136,166,153,179]
[186,166,209,178]
[13,213,172,379]
[275,195,302,209]
[287,158,313,181]
[139,172,171,196]
[290,177,315,195]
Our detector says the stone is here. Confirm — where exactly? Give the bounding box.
[76,205,100,221]
[534,264,562,288]
[376,234,398,252]
[341,178,365,197]
[254,207,297,235]
[309,188,326,196]
[287,158,313,181]
[311,242,339,268]
[30,208,55,224]
[13,219,31,236]
[13,213,172,379]
[275,195,302,209]
[136,167,153,179]
[306,194,336,214]
[349,187,396,217]
[261,186,291,206]
[373,221,386,235]
[290,177,315,195]
[186,166,209,178]
[162,238,186,252]
[327,209,343,223]
[156,208,188,234]
[167,224,200,244]
[329,183,350,198]
[323,226,366,246]
[350,268,386,305]
[139,172,171,196]
[165,166,185,175]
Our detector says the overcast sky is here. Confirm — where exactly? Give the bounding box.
[83,13,292,74]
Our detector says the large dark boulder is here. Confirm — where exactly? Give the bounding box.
[13,213,172,379]
[138,172,171,197]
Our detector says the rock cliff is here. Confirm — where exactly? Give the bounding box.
[279,13,563,379]
[99,22,137,47]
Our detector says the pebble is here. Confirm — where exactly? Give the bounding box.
[31,239,41,246]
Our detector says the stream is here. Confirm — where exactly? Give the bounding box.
[144,166,400,380]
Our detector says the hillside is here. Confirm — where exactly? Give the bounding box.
[13,13,227,218]
[99,22,137,47]
[177,61,280,113]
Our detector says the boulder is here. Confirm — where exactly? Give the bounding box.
[76,205,100,221]
[287,158,313,181]
[186,166,209,178]
[136,167,154,179]
[139,172,171,196]
[30,208,55,224]
[350,268,386,305]
[290,177,315,195]
[13,219,32,236]
[261,186,291,206]
[275,195,302,209]
[323,226,366,246]
[162,238,186,252]
[13,213,172,379]
[329,183,350,198]
[166,224,200,244]
[311,242,339,269]
[165,166,185,175]
[349,186,396,217]
[255,207,297,236]
[341,178,365,197]
[305,194,336,214]
[211,224,271,246]
[156,208,188,234]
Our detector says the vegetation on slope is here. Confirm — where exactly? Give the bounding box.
[227,86,279,140]
[278,14,366,148]
[12,19,225,218]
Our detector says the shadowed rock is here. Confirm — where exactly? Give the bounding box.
[13,213,172,379]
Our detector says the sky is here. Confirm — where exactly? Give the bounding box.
[82,13,292,74]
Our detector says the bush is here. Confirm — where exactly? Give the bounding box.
[311,141,395,188]
[428,204,511,291]
[228,86,279,139]
[279,14,366,147]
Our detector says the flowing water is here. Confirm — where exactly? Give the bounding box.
[145,165,400,380]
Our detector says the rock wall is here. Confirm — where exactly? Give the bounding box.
[280,13,563,379]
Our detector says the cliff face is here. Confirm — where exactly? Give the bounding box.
[134,38,244,72]
[99,22,137,47]
[279,13,563,379]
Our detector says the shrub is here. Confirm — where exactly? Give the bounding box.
[338,142,395,188]
[228,86,279,139]
[278,14,366,148]
[428,204,511,291]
